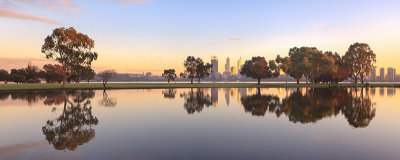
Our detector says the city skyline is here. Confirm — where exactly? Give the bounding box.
[1,0,400,74]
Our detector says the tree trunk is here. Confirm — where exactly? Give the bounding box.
[62,65,67,87]
[297,79,299,84]
[168,79,170,83]
[361,74,364,84]
[306,77,308,84]
[191,78,193,84]
[354,75,357,84]
[198,78,201,83]
[257,78,261,85]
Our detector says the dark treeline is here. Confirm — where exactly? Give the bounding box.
[0,63,96,84]
[172,42,376,84]
[275,43,376,84]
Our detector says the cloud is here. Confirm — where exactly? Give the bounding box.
[118,0,151,5]
[0,9,62,25]
[228,38,243,41]
[3,0,79,12]
[312,23,324,29]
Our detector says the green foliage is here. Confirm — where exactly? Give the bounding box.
[240,56,280,85]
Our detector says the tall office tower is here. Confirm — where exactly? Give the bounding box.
[211,56,218,81]
[230,66,236,75]
[371,68,376,81]
[380,67,385,81]
[237,57,242,75]
[394,69,396,81]
[225,57,230,73]
[387,67,395,81]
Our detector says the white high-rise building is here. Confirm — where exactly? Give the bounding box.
[211,56,218,81]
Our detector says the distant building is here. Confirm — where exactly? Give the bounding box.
[230,66,236,75]
[387,67,395,81]
[237,57,242,75]
[380,67,385,81]
[225,57,230,73]
[211,56,218,81]
[370,68,376,81]
[145,72,152,77]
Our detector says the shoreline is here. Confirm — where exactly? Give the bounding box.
[1,83,400,92]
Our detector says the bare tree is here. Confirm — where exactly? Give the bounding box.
[98,70,117,88]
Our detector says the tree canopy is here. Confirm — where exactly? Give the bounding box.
[343,42,376,83]
[41,27,98,87]
[240,56,279,85]
[162,69,177,83]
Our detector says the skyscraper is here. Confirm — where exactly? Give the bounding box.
[237,56,242,75]
[225,57,230,73]
[230,66,236,75]
[371,68,376,81]
[387,67,395,81]
[380,67,385,81]
[211,56,218,81]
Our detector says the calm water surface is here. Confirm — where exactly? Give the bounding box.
[0,88,399,160]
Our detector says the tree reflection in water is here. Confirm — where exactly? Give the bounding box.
[180,88,212,114]
[240,88,280,117]
[98,90,117,107]
[42,90,98,151]
[241,88,376,128]
[162,89,177,99]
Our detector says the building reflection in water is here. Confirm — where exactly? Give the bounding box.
[379,88,385,96]
[224,88,230,106]
[387,88,395,97]
[211,88,218,106]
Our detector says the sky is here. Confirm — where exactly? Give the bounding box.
[1,0,400,75]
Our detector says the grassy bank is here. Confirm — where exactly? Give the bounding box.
[0,82,400,91]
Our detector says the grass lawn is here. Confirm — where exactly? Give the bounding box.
[0,82,400,91]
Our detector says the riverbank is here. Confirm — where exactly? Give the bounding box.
[0,82,400,91]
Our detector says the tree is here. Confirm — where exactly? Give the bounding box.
[80,67,96,83]
[41,27,98,87]
[343,43,376,84]
[162,69,177,83]
[276,55,291,84]
[10,69,26,83]
[40,64,64,83]
[0,69,10,84]
[195,59,212,83]
[98,70,117,88]
[307,50,336,83]
[240,56,280,85]
[180,56,197,83]
[325,51,351,83]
